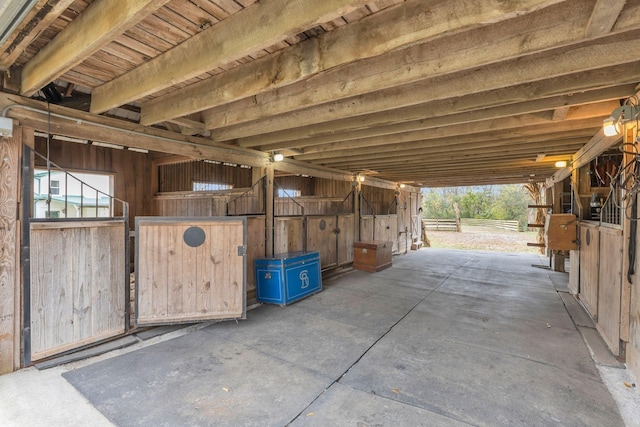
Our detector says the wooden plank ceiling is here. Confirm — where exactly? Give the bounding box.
[1,0,639,187]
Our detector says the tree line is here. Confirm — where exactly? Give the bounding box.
[422,185,532,231]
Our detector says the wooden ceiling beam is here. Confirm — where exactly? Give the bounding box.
[242,83,635,150]
[0,0,75,71]
[296,131,593,162]
[224,47,640,145]
[257,100,613,152]
[305,137,588,165]
[322,149,579,171]
[140,0,567,125]
[207,30,640,140]
[20,0,171,96]
[90,0,370,114]
[585,0,627,37]
[290,116,603,162]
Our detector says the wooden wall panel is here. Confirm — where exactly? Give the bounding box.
[30,221,126,360]
[338,214,355,265]
[313,178,351,196]
[579,223,599,318]
[158,160,252,192]
[274,175,313,196]
[0,129,20,373]
[136,218,245,325]
[596,228,623,356]
[274,217,304,254]
[246,216,265,299]
[360,216,374,241]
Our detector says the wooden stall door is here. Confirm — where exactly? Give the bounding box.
[337,214,355,265]
[307,215,338,269]
[597,228,624,356]
[375,215,398,252]
[136,217,245,326]
[29,221,127,361]
[579,224,600,318]
[360,215,374,241]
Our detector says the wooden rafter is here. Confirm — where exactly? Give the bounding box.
[209,32,640,142]
[90,0,371,114]
[139,0,565,125]
[585,0,628,37]
[0,0,75,71]
[20,0,171,96]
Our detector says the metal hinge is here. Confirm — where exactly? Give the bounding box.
[237,245,247,256]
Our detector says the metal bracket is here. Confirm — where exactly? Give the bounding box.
[237,245,247,256]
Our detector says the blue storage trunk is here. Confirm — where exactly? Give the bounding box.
[255,251,322,305]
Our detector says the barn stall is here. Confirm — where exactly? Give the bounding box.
[0,0,639,388]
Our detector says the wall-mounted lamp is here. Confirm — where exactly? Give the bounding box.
[603,103,639,137]
[0,117,13,137]
[272,152,284,162]
[358,175,365,182]
[554,160,568,168]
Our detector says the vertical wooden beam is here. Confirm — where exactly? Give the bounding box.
[0,119,21,374]
[620,125,636,344]
[265,166,274,257]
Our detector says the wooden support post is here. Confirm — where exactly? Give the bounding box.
[551,251,566,272]
[0,120,21,374]
[265,165,274,257]
[353,181,360,242]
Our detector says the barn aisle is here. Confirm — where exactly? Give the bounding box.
[3,249,628,426]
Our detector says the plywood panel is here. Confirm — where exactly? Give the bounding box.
[274,217,304,254]
[337,214,355,265]
[0,131,20,373]
[30,221,126,360]
[306,215,337,269]
[596,228,623,356]
[136,217,245,325]
[579,223,599,318]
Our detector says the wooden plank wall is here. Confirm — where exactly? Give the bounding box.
[596,227,624,356]
[154,191,241,216]
[275,175,313,196]
[0,126,20,374]
[245,216,265,301]
[579,223,600,318]
[274,217,304,254]
[158,160,252,192]
[337,214,355,265]
[30,221,126,360]
[136,218,245,325]
[361,184,396,215]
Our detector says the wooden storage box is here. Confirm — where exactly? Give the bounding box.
[353,240,392,272]
[544,213,578,250]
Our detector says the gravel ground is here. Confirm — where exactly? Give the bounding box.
[425,225,542,254]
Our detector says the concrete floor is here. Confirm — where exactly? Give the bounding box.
[1,248,639,426]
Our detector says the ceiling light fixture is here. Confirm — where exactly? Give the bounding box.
[603,99,639,137]
[272,152,284,162]
[554,160,568,168]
